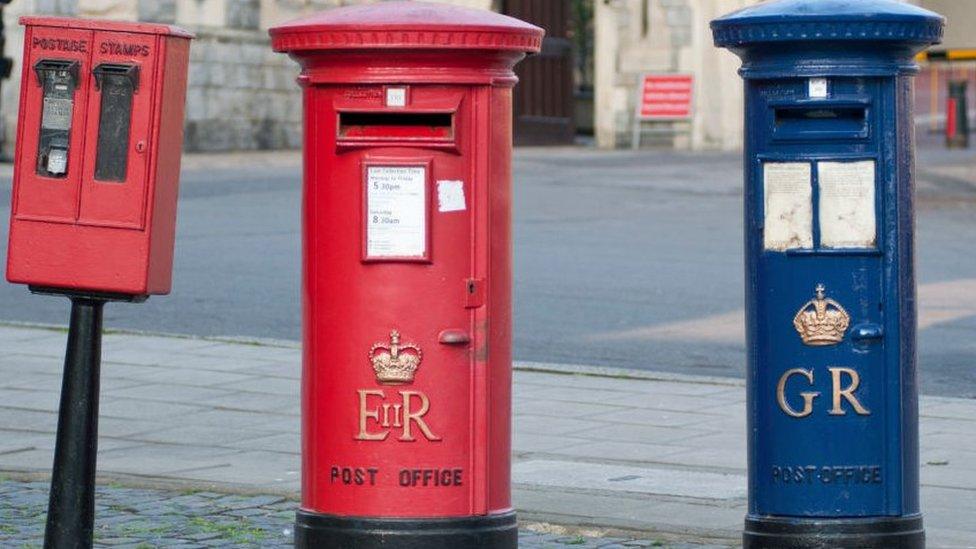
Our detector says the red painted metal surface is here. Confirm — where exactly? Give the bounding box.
[6,17,192,296]
[637,73,695,121]
[270,2,542,520]
[946,97,958,138]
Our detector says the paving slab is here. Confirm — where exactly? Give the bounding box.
[513,460,746,500]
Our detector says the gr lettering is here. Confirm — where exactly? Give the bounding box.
[777,367,870,418]
[356,389,441,442]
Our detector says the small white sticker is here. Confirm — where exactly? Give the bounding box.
[47,149,68,175]
[366,166,427,259]
[763,162,813,251]
[386,87,407,108]
[809,78,829,99]
[818,160,876,249]
[437,180,466,212]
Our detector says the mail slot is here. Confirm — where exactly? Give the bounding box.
[270,2,542,548]
[92,63,140,182]
[6,17,193,297]
[772,101,870,141]
[338,111,455,141]
[712,1,944,548]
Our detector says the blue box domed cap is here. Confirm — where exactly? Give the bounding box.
[713,0,943,49]
[712,0,944,77]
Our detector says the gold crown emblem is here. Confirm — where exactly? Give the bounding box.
[793,284,851,346]
[369,330,422,384]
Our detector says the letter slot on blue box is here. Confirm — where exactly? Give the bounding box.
[712,1,944,548]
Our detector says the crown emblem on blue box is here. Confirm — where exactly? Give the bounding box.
[369,330,422,384]
[793,284,851,346]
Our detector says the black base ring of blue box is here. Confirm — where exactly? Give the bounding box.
[743,515,924,549]
[294,509,517,549]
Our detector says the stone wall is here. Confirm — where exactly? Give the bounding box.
[184,28,301,151]
[138,0,177,23]
[176,0,305,151]
[594,0,758,151]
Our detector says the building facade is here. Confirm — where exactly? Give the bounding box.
[0,0,969,154]
[593,0,975,151]
[594,0,759,150]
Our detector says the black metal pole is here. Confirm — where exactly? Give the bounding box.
[0,2,13,162]
[44,297,105,549]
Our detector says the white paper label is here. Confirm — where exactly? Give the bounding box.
[386,87,407,108]
[809,78,829,99]
[47,148,68,175]
[42,97,73,130]
[437,180,466,212]
[366,166,427,259]
[763,162,813,251]
[818,160,876,249]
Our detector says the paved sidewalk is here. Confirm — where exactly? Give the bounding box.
[0,323,974,547]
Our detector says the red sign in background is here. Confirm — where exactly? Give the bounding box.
[637,73,694,120]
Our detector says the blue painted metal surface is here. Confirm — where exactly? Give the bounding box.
[712,0,944,533]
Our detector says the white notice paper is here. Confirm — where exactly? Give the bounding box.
[808,78,829,99]
[366,166,427,258]
[386,87,407,108]
[437,180,466,212]
[818,160,876,249]
[763,162,813,251]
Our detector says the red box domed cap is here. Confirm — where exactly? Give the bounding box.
[270,1,543,54]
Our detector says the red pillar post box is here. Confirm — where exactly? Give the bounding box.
[270,3,542,548]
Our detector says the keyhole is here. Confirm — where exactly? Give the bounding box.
[468,281,476,294]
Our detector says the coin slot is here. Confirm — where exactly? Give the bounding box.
[34,59,80,178]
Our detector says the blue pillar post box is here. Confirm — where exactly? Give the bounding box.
[711,1,944,548]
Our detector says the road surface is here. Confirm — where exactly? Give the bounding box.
[1,146,974,397]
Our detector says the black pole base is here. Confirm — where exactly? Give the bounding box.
[294,510,517,549]
[744,515,924,549]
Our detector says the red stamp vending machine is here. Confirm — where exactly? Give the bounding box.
[8,17,192,297]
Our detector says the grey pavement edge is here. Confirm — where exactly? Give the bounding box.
[0,324,974,547]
